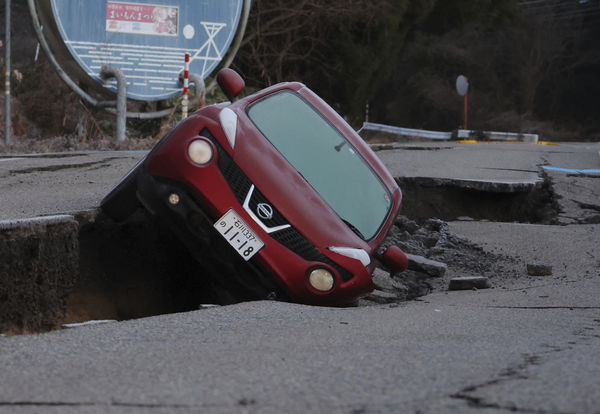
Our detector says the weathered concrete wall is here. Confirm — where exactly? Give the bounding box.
[0,215,79,334]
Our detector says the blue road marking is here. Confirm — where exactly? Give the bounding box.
[542,166,600,174]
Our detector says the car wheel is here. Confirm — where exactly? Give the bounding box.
[100,158,145,221]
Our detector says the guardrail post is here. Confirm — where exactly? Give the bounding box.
[100,66,127,142]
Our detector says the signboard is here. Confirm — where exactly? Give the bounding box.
[49,0,243,101]
[456,75,469,97]
[105,3,179,37]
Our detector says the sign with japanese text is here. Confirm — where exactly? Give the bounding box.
[106,2,179,37]
[48,0,244,101]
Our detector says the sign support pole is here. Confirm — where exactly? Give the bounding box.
[464,90,468,130]
[4,0,11,145]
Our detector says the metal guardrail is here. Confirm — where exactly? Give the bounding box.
[359,122,452,140]
[359,122,539,143]
[456,129,539,143]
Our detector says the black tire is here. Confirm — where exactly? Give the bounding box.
[100,158,145,221]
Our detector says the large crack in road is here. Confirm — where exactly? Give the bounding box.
[450,311,600,413]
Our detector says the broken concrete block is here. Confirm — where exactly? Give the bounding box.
[372,268,395,292]
[372,269,412,300]
[363,289,398,304]
[527,262,553,276]
[423,218,445,232]
[395,216,420,234]
[448,276,491,291]
[0,215,79,333]
[406,253,447,277]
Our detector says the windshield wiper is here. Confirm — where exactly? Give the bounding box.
[341,218,365,239]
[334,140,346,152]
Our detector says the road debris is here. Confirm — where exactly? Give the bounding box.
[527,262,553,276]
[361,289,398,304]
[360,215,507,305]
[448,276,492,291]
[406,253,447,277]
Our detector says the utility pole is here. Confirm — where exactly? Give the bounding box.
[4,0,11,145]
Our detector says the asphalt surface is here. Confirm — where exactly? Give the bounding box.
[2,141,598,220]
[376,141,599,183]
[1,141,599,413]
[0,273,598,413]
[0,151,146,221]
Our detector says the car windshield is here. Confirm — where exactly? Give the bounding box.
[247,90,391,240]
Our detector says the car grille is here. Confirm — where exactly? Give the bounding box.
[201,128,354,282]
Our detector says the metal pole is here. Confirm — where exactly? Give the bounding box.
[4,0,11,145]
[100,66,127,142]
[179,72,206,110]
[189,74,206,107]
[464,76,468,130]
[464,93,468,130]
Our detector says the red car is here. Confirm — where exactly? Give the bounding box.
[101,69,407,305]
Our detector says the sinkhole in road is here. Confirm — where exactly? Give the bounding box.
[65,213,220,325]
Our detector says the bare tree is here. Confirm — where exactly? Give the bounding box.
[235,0,392,103]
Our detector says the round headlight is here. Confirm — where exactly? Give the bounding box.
[188,139,213,165]
[308,268,335,292]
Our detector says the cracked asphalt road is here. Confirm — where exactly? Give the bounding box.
[0,273,598,413]
[0,152,146,221]
[1,142,599,413]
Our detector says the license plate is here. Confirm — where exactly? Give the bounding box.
[214,209,264,261]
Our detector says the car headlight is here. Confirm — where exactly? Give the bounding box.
[188,139,213,165]
[308,268,335,292]
[328,246,370,267]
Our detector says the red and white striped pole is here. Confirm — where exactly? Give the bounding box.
[182,53,190,119]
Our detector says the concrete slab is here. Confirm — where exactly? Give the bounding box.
[376,141,600,223]
[0,215,79,333]
[376,141,599,189]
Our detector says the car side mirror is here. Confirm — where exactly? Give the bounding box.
[217,68,245,102]
[379,246,408,273]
